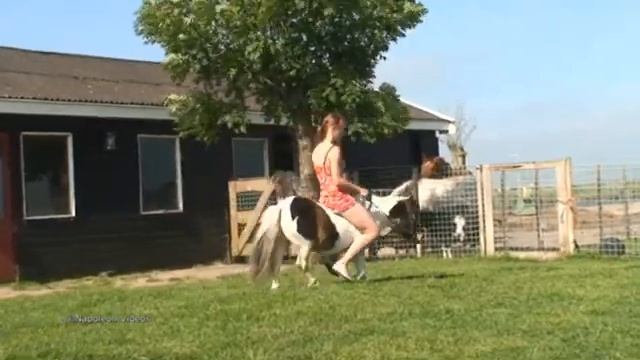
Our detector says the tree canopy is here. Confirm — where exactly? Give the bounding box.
[136,0,427,196]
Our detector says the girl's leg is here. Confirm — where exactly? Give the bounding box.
[332,202,379,280]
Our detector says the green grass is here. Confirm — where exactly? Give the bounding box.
[2,257,640,359]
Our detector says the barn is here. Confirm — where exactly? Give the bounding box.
[0,46,456,282]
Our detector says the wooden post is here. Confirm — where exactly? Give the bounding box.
[565,158,575,254]
[227,181,240,256]
[481,165,496,255]
[556,158,574,255]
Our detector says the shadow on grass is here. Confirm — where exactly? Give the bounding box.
[341,272,465,285]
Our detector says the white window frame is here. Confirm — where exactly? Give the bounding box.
[20,132,76,220]
[231,137,269,179]
[137,134,184,215]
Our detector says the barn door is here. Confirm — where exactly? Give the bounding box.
[0,133,16,281]
[477,158,574,258]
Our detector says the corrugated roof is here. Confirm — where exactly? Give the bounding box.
[0,46,451,122]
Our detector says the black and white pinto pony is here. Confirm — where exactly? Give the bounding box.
[249,173,418,289]
[248,168,477,288]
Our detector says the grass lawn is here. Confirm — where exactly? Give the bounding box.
[2,257,640,359]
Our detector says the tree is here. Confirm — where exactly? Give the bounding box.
[136,0,427,198]
[443,104,476,168]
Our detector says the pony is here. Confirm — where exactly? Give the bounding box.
[420,155,452,179]
[392,156,477,258]
[249,173,418,289]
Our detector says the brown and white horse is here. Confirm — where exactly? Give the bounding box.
[249,184,418,289]
[394,156,476,257]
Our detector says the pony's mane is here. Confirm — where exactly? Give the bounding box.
[271,171,301,198]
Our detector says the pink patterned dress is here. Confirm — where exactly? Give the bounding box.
[314,146,356,213]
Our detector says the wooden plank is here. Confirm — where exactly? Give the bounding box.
[475,166,487,257]
[487,159,565,172]
[564,158,575,254]
[236,183,276,256]
[240,243,255,257]
[234,178,271,192]
[481,165,496,255]
[227,181,240,256]
[555,160,569,255]
[236,212,255,223]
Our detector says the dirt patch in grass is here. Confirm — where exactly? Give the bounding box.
[0,263,256,300]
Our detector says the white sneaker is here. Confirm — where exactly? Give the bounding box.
[331,262,352,281]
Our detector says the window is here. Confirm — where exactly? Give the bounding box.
[232,138,269,178]
[21,133,75,219]
[138,135,183,214]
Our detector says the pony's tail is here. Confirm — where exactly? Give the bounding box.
[248,204,287,282]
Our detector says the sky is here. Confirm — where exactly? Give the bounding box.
[1,0,639,166]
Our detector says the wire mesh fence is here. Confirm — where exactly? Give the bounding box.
[572,165,640,256]
[489,167,562,252]
[228,160,640,261]
[354,166,481,259]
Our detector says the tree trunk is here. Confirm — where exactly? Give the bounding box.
[295,122,320,200]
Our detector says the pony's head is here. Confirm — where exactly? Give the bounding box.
[420,155,451,179]
[370,192,419,240]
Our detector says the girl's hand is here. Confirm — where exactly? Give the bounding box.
[359,188,369,197]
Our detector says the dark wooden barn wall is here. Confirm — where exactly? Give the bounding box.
[344,130,439,171]
[0,114,236,281]
[0,113,439,281]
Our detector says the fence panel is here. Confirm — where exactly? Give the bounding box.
[572,165,640,256]
[354,166,481,259]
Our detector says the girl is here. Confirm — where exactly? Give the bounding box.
[311,112,380,280]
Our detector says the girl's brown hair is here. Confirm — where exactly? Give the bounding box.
[315,112,346,145]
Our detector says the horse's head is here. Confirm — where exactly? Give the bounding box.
[420,155,451,179]
[370,192,419,240]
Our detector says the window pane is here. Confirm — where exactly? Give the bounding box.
[139,137,180,212]
[233,139,266,178]
[22,135,72,217]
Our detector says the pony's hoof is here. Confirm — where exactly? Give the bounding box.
[270,281,280,290]
[355,272,368,281]
[307,278,319,288]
